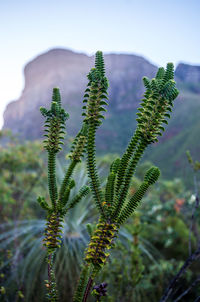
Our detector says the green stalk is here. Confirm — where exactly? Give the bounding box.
[111,139,147,219]
[87,122,105,218]
[48,151,58,209]
[73,265,91,302]
[115,129,140,193]
[46,254,58,301]
[59,160,77,201]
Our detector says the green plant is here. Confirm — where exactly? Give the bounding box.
[158,152,200,302]
[0,133,47,222]
[72,51,179,301]
[39,89,90,301]
[97,213,145,302]
[0,164,95,302]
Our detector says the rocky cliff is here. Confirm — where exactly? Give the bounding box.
[175,63,200,83]
[3,48,200,181]
[3,48,157,142]
[175,63,200,93]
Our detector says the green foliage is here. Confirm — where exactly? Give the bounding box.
[1,157,199,301]
[0,165,94,302]
[100,213,144,298]
[39,88,90,300]
[0,51,183,302]
[100,176,199,302]
[82,52,109,218]
[69,123,88,162]
[186,150,200,172]
[73,265,91,302]
[137,63,178,144]
[117,167,160,224]
[85,219,118,268]
[40,88,69,154]
[99,215,144,301]
[0,132,47,222]
[73,51,179,301]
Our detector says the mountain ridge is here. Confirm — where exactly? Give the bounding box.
[3,48,200,182]
[3,48,157,138]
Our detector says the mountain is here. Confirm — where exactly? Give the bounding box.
[175,63,200,92]
[3,48,200,182]
[3,49,157,145]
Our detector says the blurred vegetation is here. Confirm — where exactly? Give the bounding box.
[0,130,47,222]
[0,131,200,301]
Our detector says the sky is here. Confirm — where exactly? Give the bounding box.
[0,0,200,128]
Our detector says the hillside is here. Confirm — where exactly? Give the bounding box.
[3,49,200,181]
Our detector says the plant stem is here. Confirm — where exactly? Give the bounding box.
[87,123,105,218]
[83,277,93,302]
[48,151,57,208]
[59,160,77,200]
[173,276,200,302]
[48,254,52,285]
[159,246,200,302]
[47,253,58,301]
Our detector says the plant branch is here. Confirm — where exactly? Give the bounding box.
[83,277,93,302]
[173,276,200,302]
[159,246,200,302]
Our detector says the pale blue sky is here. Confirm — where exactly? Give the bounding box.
[0,0,200,128]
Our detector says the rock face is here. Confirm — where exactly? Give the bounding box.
[3,48,157,141]
[175,63,200,93]
[3,48,200,182]
[175,63,200,83]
